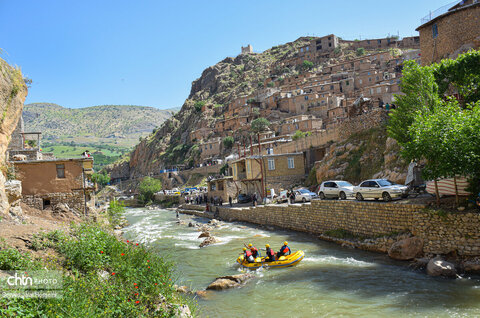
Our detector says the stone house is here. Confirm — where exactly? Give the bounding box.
[207,176,239,202]
[274,115,323,135]
[189,127,213,142]
[311,34,339,54]
[13,158,95,213]
[416,0,480,65]
[241,44,253,54]
[231,152,306,197]
[200,138,222,159]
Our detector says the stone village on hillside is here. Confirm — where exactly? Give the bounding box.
[3,0,480,215]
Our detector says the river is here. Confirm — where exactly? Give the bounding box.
[123,208,480,318]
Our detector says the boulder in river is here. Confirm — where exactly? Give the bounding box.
[206,273,255,290]
[388,237,423,260]
[188,222,194,227]
[195,290,213,299]
[426,257,457,278]
[199,236,219,248]
[198,231,210,239]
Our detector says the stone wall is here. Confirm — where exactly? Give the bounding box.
[187,200,480,257]
[417,3,480,65]
[23,191,86,213]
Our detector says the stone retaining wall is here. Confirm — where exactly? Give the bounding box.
[179,201,480,257]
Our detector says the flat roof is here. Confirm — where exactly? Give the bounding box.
[12,157,94,164]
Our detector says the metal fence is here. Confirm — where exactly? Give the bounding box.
[420,0,463,24]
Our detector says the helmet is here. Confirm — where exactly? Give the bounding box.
[265,244,270,248]
[248,243,252,248]
[243,247,247,251]
[284,241,288,245]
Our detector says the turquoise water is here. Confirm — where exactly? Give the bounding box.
[123,208,480,318]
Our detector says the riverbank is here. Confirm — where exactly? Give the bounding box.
[177,201,480,274]
[0,204,194,317]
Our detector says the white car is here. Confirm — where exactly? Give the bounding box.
[293,189,312,203]
[318,180,355,200]
[354,179,408,202]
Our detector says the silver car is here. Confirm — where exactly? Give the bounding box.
[354,179,408,202]
[318,180,355,200]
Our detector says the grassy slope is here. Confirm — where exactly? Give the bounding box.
[24,103,178,147]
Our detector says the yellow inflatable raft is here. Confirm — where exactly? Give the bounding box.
[237,250,305,269]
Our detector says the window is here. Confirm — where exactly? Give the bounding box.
[56,164,65,178]
[233,164,237,177]
[376,76,379,81]
[328,36,331,40]
[246,160,251,173]
[330,85,334,90]
[377,39,381,44]
[287,157,295,169]
[369,77,372,82]
[295,124,299,129]
[304,96,309,100]
[359,79,363,84]
[376,87,381,93]
[300,47,304,53]
[268,158,275,170]
[218,181,224,191]
[209,144,212,149]
[346,80,350,86]
[329,43,332,47]
[432,24,438,39]
[306,46,309,51]
[367,40,370,44]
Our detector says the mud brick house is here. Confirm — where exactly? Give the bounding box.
[207,176,239,202]
[416,0,480,65]
[231,152,305,197]
[13,158,95,213]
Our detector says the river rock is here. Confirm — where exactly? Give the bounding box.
[198,231,210,239]
[388,237,423,260]
[195,290,213,299]
[188,222,194,227]
[206,273,254,290]
[175,304,192,318]
[199,236,219,248]
[175,285,191,294]
[427,257,457,278]
[209,219,219,225]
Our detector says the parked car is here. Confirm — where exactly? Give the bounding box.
[277,190,289,203]
[318,180,355,200]
[354,179,408,202]
[293,189,312,203]
[297,188,318,200]
[237,193,252,204]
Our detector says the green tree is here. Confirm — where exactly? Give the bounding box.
[194,101,206,112]
[250,117,270,134]
[356,48,365,56]
[138,177,162,204]
[292,130,307,140]
[223,136,234,149]
[302,60,314,71]
[388,50,480,202]
[387,60,441,145]
[91,171,111,187]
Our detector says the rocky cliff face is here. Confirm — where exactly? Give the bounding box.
[110,38,312,178]
[0,58,28,214]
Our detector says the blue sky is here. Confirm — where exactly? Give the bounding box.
[0,0,445,109]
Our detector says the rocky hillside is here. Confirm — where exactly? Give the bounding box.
[112,37,313,178]
[0,57,28,215]
[24,103,178,147]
